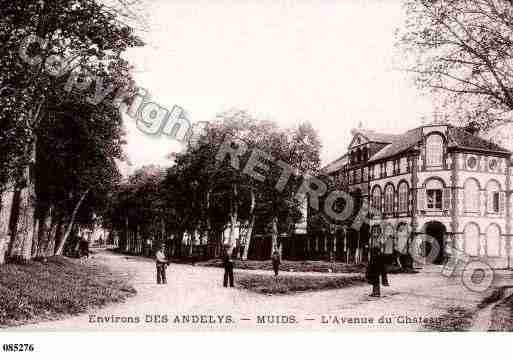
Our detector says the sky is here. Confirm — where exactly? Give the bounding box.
[120,0,435,174]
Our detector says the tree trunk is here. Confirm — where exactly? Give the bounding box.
[242,216,255,261]
[8,102,43,261]
[271,215,280,259]
[242,188,256,261]
[227,183,238,254]
[205,189,212,258]
[0,183,15,264]
[161,217,166,257]
[124,216,129,252]
[31,201,46,257]
[30,214,40,258]
[188,230,193,257]
[47,218,62,256]
[55,189,89,256]
[9,162,36,261]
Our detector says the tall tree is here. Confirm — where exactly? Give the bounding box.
[397,0,513,129]
[1,0,143,260]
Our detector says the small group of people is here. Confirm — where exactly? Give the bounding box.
[155,243,389,297]
[155,243,283,287]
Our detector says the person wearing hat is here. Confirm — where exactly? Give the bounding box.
[155,244,169,284]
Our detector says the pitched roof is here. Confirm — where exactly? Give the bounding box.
[369,127,422,162]
[368,125,510,163]
[322,154,348,174]
[447,126,510,153]
[352,129,400,144]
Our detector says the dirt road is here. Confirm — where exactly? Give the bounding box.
[15,250,505,331]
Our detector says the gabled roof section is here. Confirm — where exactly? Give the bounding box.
[321,153,348,175]
[351,128,401,144]
[369,127,422,162]
[447,126,510,154]
[369,125,511,163]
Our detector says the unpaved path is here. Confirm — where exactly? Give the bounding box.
[14,250,505,331]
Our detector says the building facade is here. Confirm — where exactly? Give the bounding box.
[324,124,513,268]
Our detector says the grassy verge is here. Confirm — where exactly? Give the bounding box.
[236,272,365,294]
[0,256,136,327]
[199,259,366,274]
[422,307,474,331]
[488,288,513,331]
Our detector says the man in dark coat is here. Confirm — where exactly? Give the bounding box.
[367,246,387,297]
[223,248,234,287]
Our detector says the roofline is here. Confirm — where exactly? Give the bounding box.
[447,145,511,156]
[368,147,419,164]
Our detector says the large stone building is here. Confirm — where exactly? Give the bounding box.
[324,124,512,268]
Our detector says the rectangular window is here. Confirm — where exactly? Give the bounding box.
[492,192,500,213]
[426,189,442,209]
[355,169,361,183]
[399,157,407,173]
[386,161,393,176]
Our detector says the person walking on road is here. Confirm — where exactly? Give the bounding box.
[367,246,388,297]
[223,248,234,287]
[271,250,280,277]
[155,244,169,285]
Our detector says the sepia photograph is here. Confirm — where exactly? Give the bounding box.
[2,0,513,355]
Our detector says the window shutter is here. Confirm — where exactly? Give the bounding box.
[500,192,506,214]
[418,188,425,210]
[443,188,451,210]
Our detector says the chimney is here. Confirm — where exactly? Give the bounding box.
[464,121,480,136]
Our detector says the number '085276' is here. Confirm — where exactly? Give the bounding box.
[2,344,35,352]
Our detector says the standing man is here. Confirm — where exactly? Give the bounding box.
[155,244,168,285]
[367,246,387,297]
[223,247,234,287]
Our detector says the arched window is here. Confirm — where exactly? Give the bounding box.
[425,178,444,210]
[426,134,444,166]
[486,180,501,214]
[398,182,409,213]
[464,223,480,256]
[486,224,501,257]
[372,186,382,212]
[356,148,362,163]
[464,178,480,212]
[384,184,395,214]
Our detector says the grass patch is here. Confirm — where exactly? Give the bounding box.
[199,259,366,274]
[236,272,365,294]
[422,307,474,331]
[488,289,513,331]
[0,256,136,328]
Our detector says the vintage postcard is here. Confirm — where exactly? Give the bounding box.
[2,1,513,346]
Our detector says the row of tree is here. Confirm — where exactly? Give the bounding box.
[0,0,144,263]
[106,110,325,260]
